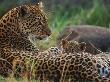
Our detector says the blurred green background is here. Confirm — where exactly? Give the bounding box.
[0,0,110,49]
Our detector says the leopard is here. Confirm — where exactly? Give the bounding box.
[10,48,110,82]
[1,42,109,82]
[61,39,86,54]
[0,2,51,52]
[61,39,102,55]
[59,39,110,81]
[0,2,51,77]
[1,38,110,82]
[0,44,110,82]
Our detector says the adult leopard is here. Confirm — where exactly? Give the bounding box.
[0,2,51,52]
[0,43,110,82]
[0,2,51,77]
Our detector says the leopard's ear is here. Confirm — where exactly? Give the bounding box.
[19,5,28,17]
[61,39,68,48]
[37,1,44,11]
[80,42,86,51]
[38,1,44,8]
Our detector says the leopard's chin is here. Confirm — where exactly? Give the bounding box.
[36,35,49,40]
[41,37,49,41]
[29,34,49,41]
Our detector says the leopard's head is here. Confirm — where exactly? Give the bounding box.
[18,2,51,40]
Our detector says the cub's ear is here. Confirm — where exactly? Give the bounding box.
[61,39,68,48]
[19,6,28,17]
[80,42,86,51]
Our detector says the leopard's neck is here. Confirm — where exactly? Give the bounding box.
[0,7,28,49]
[0,6,26,38]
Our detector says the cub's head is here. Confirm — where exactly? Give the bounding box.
[61,39,86,53]
[18,2,51,40]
